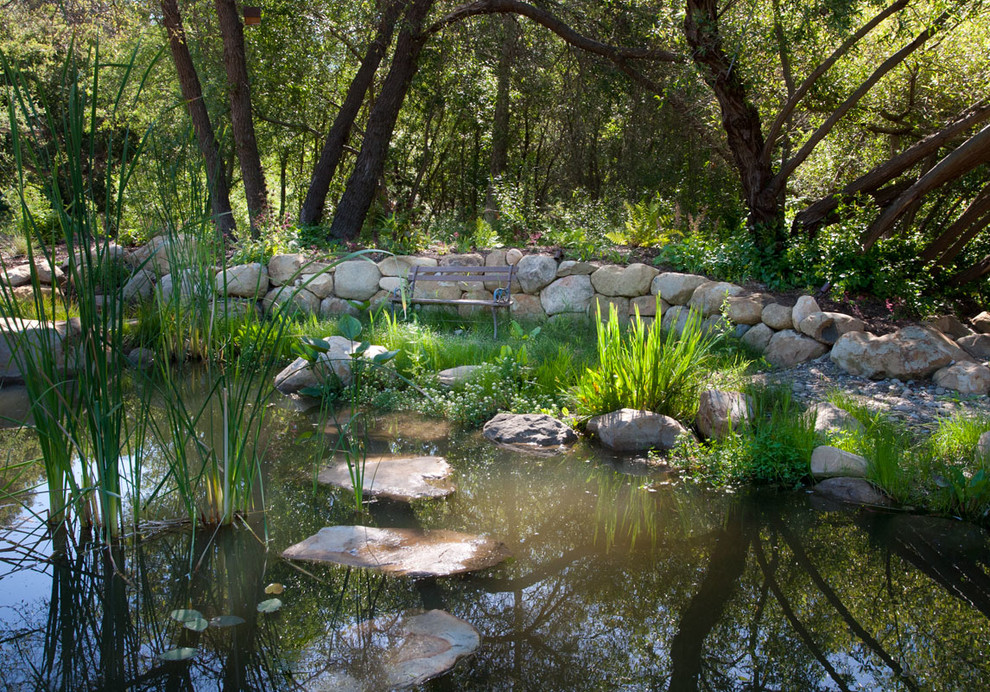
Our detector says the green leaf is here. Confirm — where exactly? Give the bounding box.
[170,609,203,623]
[210,615,246,628]
[339,315,363,340]
[373,349,398,364]
[160,647,197,661]
[257,598,283,613]
[300,336,332,354]
[297,386,325,398]
[184,617,209,632]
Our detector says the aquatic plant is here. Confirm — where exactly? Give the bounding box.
[573,300,724,422]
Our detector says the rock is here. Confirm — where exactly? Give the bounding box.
[697,389,749,439]
[510,293,545,319]
[334,260,382,300]
[380,276,404,294]
[540,275,594,315]
[701,314,731,336]
[122,269,154,303]
[741,323,774,352]
[590,263,658,297]
[458,289,493,316]
[515,254,558,294]
[764,330,828,367]
[439,253,483,267]
[378,255,438,277]
[557,260,596,276]
[925,314,973,339]
[126,347,156,369]
[831,326,971,380]
[320,297,361,318]
[319,455,454,502]
[301,610,480,691]
[811,446,869,478]
[591,295,630,323]
[798,311,866,345]
[505,248,523,265]
[127,234,200,275]
[267,253,307,286]
[957,334,990,360]
[725,294,765,325]
[808,402,865,435]
[156,270,199,302]
[761,302,793,330]
[482,412,577,448]
[62,243,125,271]
[814,477,889,506]
[0,317,76,380]
[2,264,35,288]
[630,294,666,318]
[651,272,706,305]
[971,311,990,335]
[273,336,380,393]
[220,298,261,320]
[483,250,509,290]
[978,431,990,457]
[688,280,744,317]
[263,285,320,316]
[791,295,821,331]
[298,272,334,299]
[932,361,990,395]
[587,408,690,452]
[281,525,510,577]
[661,306,694,335]
[0,385,31,428]
[412,281,461,301]
[216,263,269,298]
[437,365,482,388]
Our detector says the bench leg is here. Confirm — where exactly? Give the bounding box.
[492,305,498,339]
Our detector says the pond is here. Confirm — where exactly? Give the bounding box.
[1,394,990,690]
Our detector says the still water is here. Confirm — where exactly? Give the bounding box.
[1,401,989,690]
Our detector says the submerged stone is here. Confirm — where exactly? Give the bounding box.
[482,412,577,448]
[318,455,454,502]
[301,610,480,691]
[282,526,509,577]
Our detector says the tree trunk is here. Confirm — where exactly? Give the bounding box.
[299,0,406,226]
[484,14,518,223]
[160,0,236,240]
[683,0,783,250]
[329,0,435,241]
[861,122,990,249]
[215,0,268,234]
[930,193,990,266]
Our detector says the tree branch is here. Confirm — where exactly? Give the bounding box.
[762,0,909,163]
[771,8,952,191]
[426,0,683,63]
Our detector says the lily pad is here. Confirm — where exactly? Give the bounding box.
[210,615,246,628]
[184,617,209,632]
[257,598,283,613]
[170,609,203,623]
[264,582,284,595]
[160,647,197,661]
[281,525,510,578]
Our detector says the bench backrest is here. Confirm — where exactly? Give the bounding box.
[408,264,516,286]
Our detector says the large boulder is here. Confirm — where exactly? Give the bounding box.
[688,281,744,317]
[971,311,990,335]
[764,330,828,367]
[932,361,990,395]
[273,336,383,392]
[925,314,973,339]
[216,263,269,298]
[591,295,630,323]
[437,365,483,388]
[540,275,594,315]
[791,295,821,331]
[661,305,694,335]
[741,323,774,352]
[807,402,864,435]
[798,311,866,345]
[318,455,454,502]
[696,389,749,439]
[957,333,990,360]
[591,263,658,297]
[761,302,793,330]
[267,253,308,286]
[0,317,79,381]
[320,296,361,318]
[631,294,666,318]
[510,293,546,319]
[811,446,868,478]
[378,255,438,277]
[651,272,706,305]
[516,254,558,294]
[439,253,483,267]
[482,412,577,448]
[122,269,154,303]
[813,477,889,506]
[556,260,597,277]
[587,408,690,452]
[725,294,766,325]
[334,260,382,300]
[831,326,970,380]
[505,248,524,265]
[263,285,320,316]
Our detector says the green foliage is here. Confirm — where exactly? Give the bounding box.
[607,195,681,248]
[574,301,724,421]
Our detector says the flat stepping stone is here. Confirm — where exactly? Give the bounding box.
[300,610,480,690]
[482,412,577,449]
[318,455,454,502]
[437,365,482,388]
[281,525,509,577]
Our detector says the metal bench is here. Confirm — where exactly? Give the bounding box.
[389,265,516,337]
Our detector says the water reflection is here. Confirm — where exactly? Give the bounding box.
[1,412,989,690]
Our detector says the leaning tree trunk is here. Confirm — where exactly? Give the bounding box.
[215,0,268,235]
[683,0,784,252]
[160,0,236,240]
[299,0,407,226]
[329,0,435,241]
